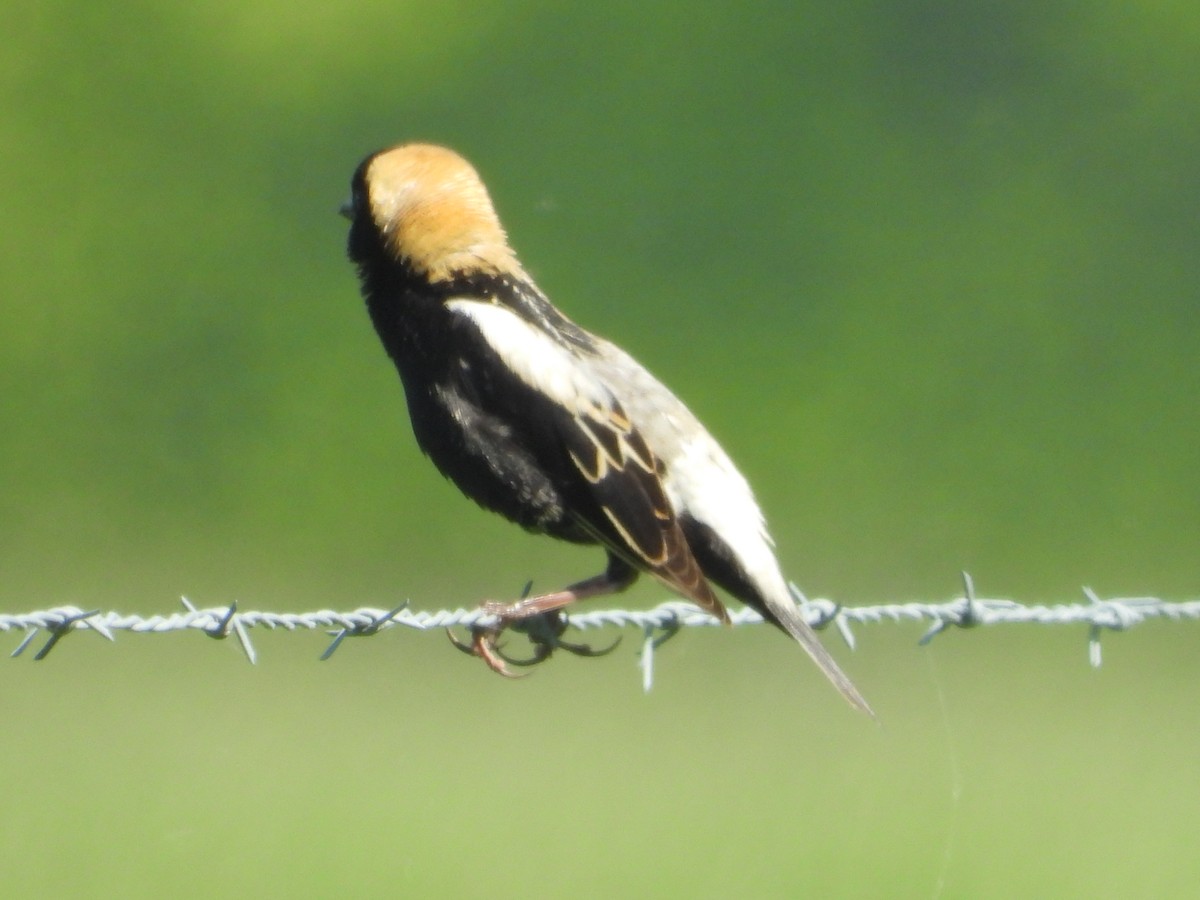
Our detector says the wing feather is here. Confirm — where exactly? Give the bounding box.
[561,400,729,622]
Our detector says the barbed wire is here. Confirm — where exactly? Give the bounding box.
[3,574,1197,690]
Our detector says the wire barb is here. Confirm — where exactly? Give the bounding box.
[320,604,409,661]
[790,583,856,649]
[10,608,106,660]
[1081,586,1140,668]
[638,611,684,693]
[181,597,257,664]
[919,571,983,646]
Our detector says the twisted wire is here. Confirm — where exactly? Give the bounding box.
[4,574,1196,686]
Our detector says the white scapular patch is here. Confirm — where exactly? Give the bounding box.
[446,298,613,413]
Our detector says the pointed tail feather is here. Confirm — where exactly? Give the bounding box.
[768,596,875,718]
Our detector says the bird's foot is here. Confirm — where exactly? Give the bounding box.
[505,610,622,665]
[447,624,527,678]
[448,609,621,677]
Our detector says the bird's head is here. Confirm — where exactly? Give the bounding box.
[343,143,521,283]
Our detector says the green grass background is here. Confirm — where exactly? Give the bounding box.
[4,2,1199,896]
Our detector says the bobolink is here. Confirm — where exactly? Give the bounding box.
[343,143,870,714]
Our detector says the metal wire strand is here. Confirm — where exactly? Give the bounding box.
[3,575,1197,688]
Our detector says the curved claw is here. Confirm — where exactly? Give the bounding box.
[446,627,478,657]
[473,633,529,679]
[558,633,623,658]
[495,642,554,668]
[446,627,529,678]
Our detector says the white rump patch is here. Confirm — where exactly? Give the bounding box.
[665,434,789,599]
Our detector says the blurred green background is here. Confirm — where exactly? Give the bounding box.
[4,1,1198,896]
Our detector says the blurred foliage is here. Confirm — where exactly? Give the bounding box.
[3,1,1198,897]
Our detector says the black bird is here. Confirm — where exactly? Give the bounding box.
[343,143,871,714]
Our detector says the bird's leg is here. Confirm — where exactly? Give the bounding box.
[452,561,635,676]
[479,569,630,620]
